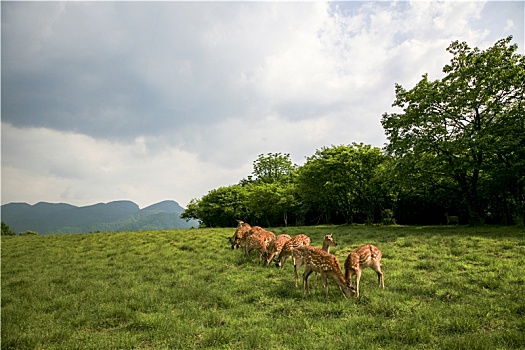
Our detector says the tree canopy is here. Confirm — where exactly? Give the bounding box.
[382,36,524,225]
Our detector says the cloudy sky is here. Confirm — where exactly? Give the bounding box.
[2,1,523,209]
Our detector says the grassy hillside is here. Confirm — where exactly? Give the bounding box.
[2,225,524,349]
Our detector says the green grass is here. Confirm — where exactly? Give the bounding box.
[2,226,525,349]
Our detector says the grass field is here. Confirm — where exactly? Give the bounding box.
[2,225,525,349]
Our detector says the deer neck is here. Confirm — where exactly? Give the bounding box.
[322,242,331,253]
[331,268,347,286]
[327,268,352,296]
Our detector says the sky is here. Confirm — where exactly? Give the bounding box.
[1,1,524,209]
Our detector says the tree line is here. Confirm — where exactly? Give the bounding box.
[181,37,524,227]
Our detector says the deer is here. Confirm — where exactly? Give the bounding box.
[445,212,459,225]
[297,246,354,299]
[229,220,252,249]
[275,234,337,286]
[265,234,292,265]
[244,229,276,264]
[321,234,337,253]
[293,234,338,287]
[241,226,270,253]
[344,244,384,297]
[275,234,311,269]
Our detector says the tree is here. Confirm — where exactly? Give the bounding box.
[249,153,296,184]
[19,230,38,236]
[1,222,16,236]
[382,36,525,224]
[239,153,300,226]
[244,181,301,227]
[297,143,387,224]
[180,186,250,227]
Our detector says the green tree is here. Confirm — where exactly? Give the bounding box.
[180,186,249,227]
[382,36,525,224]
[297,143,387,224]
[240,153,300,226]
[244,181,300,227]
[245,182,282,227]
[19,230,38,236]
[1,222,16,236]
[248,153,296,184]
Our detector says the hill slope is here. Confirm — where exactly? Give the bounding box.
[1,200,198,234]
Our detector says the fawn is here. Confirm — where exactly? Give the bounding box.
[321,234,337,253]
[244,229,275,264]
[297,246,354,299]
[293,234,338,287]
[265,234,292,265]
[344,244,384,297]
[275,234,311,268]
[229,220,252,249]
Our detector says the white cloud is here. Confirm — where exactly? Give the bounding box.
[1,123,246,207]
[504,19,514,32]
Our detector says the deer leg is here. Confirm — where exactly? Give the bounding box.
[345,269,355,289]
[372,263,384,289]
[355,270,362,297]
[280,256,288,269]
[265,252,275,265]
[303,268,313,295]
[321,273,329,300]
[376,268,384,289]
[294,263,299,287]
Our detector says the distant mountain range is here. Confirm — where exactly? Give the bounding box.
[1,200,198,234]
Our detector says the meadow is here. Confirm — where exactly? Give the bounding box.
[2,225,524,349]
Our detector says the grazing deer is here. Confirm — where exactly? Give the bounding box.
[244,229,276,264]
[294,234,338,287]
[241,226,269,253]
[445,212,459,225]
[298,246,354,299]
[344,244,384,297]
[265,234,292,265]
[275,234,311,268]
[229,220,252,249]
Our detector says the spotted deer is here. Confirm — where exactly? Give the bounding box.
[293,234,338,287]
[315,234,337,284]
[229,220,252,249]
[265,234,292,265]
[244,229,276,264]
[275,234,311,269]
[321,234,337,253]
[241,226,269,253]
[344,244,384,297]
[297,246,354,299]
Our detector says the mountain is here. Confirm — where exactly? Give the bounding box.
[142,200,185,213]
[1,200,198,234]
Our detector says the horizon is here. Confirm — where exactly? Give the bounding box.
[1,199,186,210]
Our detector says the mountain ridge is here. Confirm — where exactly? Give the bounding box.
[1,200,197,234]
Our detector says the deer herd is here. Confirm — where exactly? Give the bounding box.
[229,220,384,299]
